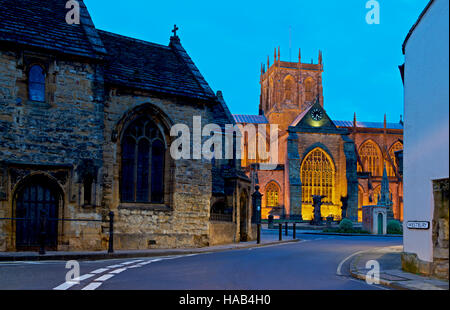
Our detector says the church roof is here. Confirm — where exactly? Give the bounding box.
[233,114,269,124]
[333,120,403,130]
[290,105,314,127]
[99,31,216,100]
[0,0,106,59]
[0,0,217,101]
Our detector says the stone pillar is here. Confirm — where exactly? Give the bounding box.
[287,128,302,219]
[343,136,358,221]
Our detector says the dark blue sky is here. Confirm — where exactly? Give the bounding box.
[85,0,428,122]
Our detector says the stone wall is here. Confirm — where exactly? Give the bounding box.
[431,178,449,279]
[0,48,106,251]
[295,133,348,220]
[0,46,242,251]
[209,221,236,246]
[102,89,231,249]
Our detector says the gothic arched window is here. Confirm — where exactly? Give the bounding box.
[266,182,279,208]
[28,65,46,102]
[304,77,314,102]
[262,182,279,219]
[387,141,403,176]
[358,140,382,177]
[121,116,165,203]
[301,148,335,204]
[284,76,295,102]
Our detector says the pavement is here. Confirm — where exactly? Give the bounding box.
[349,245,449,290]
[0,230,299,262]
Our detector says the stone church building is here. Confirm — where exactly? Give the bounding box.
[234,48,404,222]
[0,0,254,252]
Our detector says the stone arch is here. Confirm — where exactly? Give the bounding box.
[112,102,174,145]
[12,173,65,250]
[283,75,295,102]
[115,103,175,206]
[263,181,281,220]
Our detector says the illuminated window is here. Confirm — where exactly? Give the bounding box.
[262,182,279,219]
[266,182,279,207]
[358,187,364,222]
[358,141,382,176]
[301,148,334,204]
[304,77,314,102]
[28,65,46,102]
[387,142,403,176]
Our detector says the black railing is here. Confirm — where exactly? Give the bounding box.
[209,213,233,222]
[0,211,115,254]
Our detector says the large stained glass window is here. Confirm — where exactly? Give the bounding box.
[121,116,165,203]
[301,148,334,204]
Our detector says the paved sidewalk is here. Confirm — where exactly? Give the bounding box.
[0,231,299,262]
[349,245,449,290]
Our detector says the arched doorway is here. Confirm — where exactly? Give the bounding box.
[239,191,248,242]
[14,175,62,250]
[377,213,384,235]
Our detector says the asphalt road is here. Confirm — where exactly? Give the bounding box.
[0,233,401,290]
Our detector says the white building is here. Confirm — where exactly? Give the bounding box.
[402,0,449,279]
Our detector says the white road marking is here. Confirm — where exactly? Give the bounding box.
[95,274,115,282]
[336,250,370,276]
[53,281,78,290]
[90,268,109,274]
[53,254,202,290]
[106,264,124,268]
[81,282,103,290]
[126,265,141,268]
[121,260,143,265]
[73,273,95,282]
[109,267,127,274]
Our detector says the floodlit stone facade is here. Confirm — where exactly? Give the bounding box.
[235,50,404,222]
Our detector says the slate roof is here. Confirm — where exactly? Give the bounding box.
[99,31,216,100]
[233,114,269,124]
[0,0,105,59]
[333,120,403,130]
[0,0,217,101]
